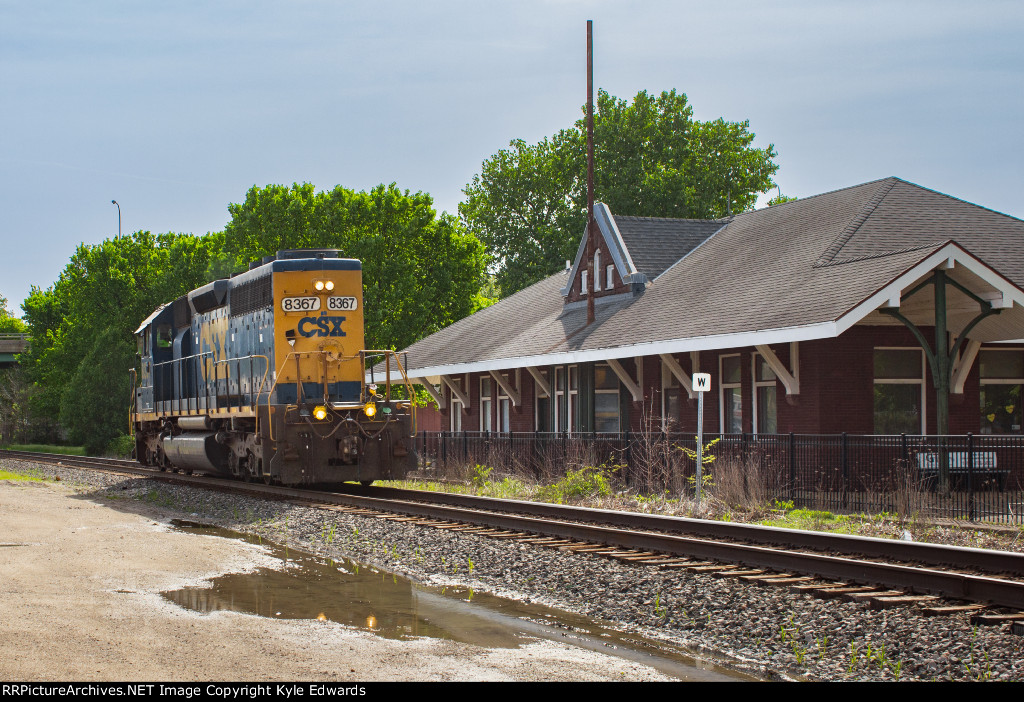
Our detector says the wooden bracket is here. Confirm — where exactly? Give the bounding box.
[440,374,470,408]
[489,370,521,406]
[607,358,642,402]
[659,354,695,399]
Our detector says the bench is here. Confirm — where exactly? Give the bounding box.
[916,451,1009,490]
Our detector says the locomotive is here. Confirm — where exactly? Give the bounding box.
[131,249,416,485]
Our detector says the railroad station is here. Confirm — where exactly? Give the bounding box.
[399,177,1024,440]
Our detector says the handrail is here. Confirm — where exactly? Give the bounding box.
[147,352,269,418]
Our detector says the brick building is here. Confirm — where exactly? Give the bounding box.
[394,178,1024,439]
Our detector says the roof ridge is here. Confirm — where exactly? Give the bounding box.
[814,177,899,267]
[613,213,727,225]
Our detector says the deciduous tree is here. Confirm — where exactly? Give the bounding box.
[461,89,780,296]
[223,182,492,351]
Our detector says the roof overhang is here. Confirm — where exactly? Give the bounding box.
[383,241,1024,383]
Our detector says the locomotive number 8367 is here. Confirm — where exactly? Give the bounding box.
[131,249,416,485]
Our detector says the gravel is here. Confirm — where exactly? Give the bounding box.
[7,457,1024,682]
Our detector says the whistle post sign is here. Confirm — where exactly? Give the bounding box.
[692,373,711,392]
[692,373,711,502]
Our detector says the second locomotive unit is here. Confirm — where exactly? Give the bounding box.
[131,249,416,485]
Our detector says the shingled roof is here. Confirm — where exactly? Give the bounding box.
[395,178,1024,379]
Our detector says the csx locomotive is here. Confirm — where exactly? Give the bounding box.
[131,249,416,485]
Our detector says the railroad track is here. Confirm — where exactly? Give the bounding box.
[4,448,1024,623]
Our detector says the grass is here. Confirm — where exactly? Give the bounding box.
[3,443,86,456]
[0,468,45,482]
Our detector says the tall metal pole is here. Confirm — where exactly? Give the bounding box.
[586,20,596,326]
[111,200,121,239]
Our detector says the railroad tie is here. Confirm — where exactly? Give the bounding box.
[686,564,738,573]
[921,604,988,617]
[811,586,879,599]
[790,582,848,594]
[756,576,814,586]
[868,594,940,610]
[970,611,1024,626]
[715,569,767,579]
[658,560,713,569]
[844,589,905,602]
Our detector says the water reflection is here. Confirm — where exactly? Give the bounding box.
[163,520,752,681]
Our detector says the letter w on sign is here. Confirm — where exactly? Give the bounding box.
[692,373,711,393]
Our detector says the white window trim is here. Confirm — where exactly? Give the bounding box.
[594,362,620,433]
[978,347,1024,385]
[449,378,463,432]
[480,375,493,432]
[594,249,602,292]
[719,353,742,433]
[606,264,615,290]
[752,352,778,436]
[581,269,588,296]
[497,373,511,432]
[873,347,926,434]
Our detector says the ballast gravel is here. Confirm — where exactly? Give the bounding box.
[8,459,1024,682]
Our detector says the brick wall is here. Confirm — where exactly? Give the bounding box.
[418,324,1005,436]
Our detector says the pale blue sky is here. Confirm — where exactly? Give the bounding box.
[2,0,1022,312]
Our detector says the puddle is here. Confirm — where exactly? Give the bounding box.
[163,520,753,681]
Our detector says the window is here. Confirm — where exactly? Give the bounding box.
[534,370,551,431]
[661,361,680,432]
[554,365,578,432]
[594,250,601,292]
[594,363,620,432]
[449,378,463,432]
[979,349,1023,434]
[606,264,615,290]
[480,376,493,432]
[581,270,588,296]
[497,374,511,432]
[720,355,742,433]
[873,348,924,434]
[753,354,778,435]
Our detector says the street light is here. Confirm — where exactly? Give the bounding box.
[111,200,121,239]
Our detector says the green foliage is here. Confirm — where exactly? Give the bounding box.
[0,295,27,333]
[104,433,136,458]
[535,464,616,503]
[469,464,493,488]
[20,231,226,450]
[767,193,798,206]
[461,89,780,296]
[222,182,491,352]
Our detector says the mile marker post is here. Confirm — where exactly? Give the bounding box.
[692,373,711,502]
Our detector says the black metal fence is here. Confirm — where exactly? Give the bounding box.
[416,431,1024,525]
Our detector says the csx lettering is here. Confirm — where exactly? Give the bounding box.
[297,316,346,337]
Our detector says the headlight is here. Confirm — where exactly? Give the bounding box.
[313,405,328,421]
[325,280,335,291]
[363,401,377,418]
[314,280,325,291]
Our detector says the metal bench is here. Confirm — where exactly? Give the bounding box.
[916,451,1009,490]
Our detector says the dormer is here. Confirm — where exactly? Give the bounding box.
[561,202,648,304]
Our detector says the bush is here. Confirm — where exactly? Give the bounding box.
[104,434,135,458]
[536,464,616,504]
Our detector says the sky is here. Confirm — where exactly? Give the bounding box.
[2,0,1023,313]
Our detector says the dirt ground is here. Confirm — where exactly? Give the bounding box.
[0,479,685,682]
